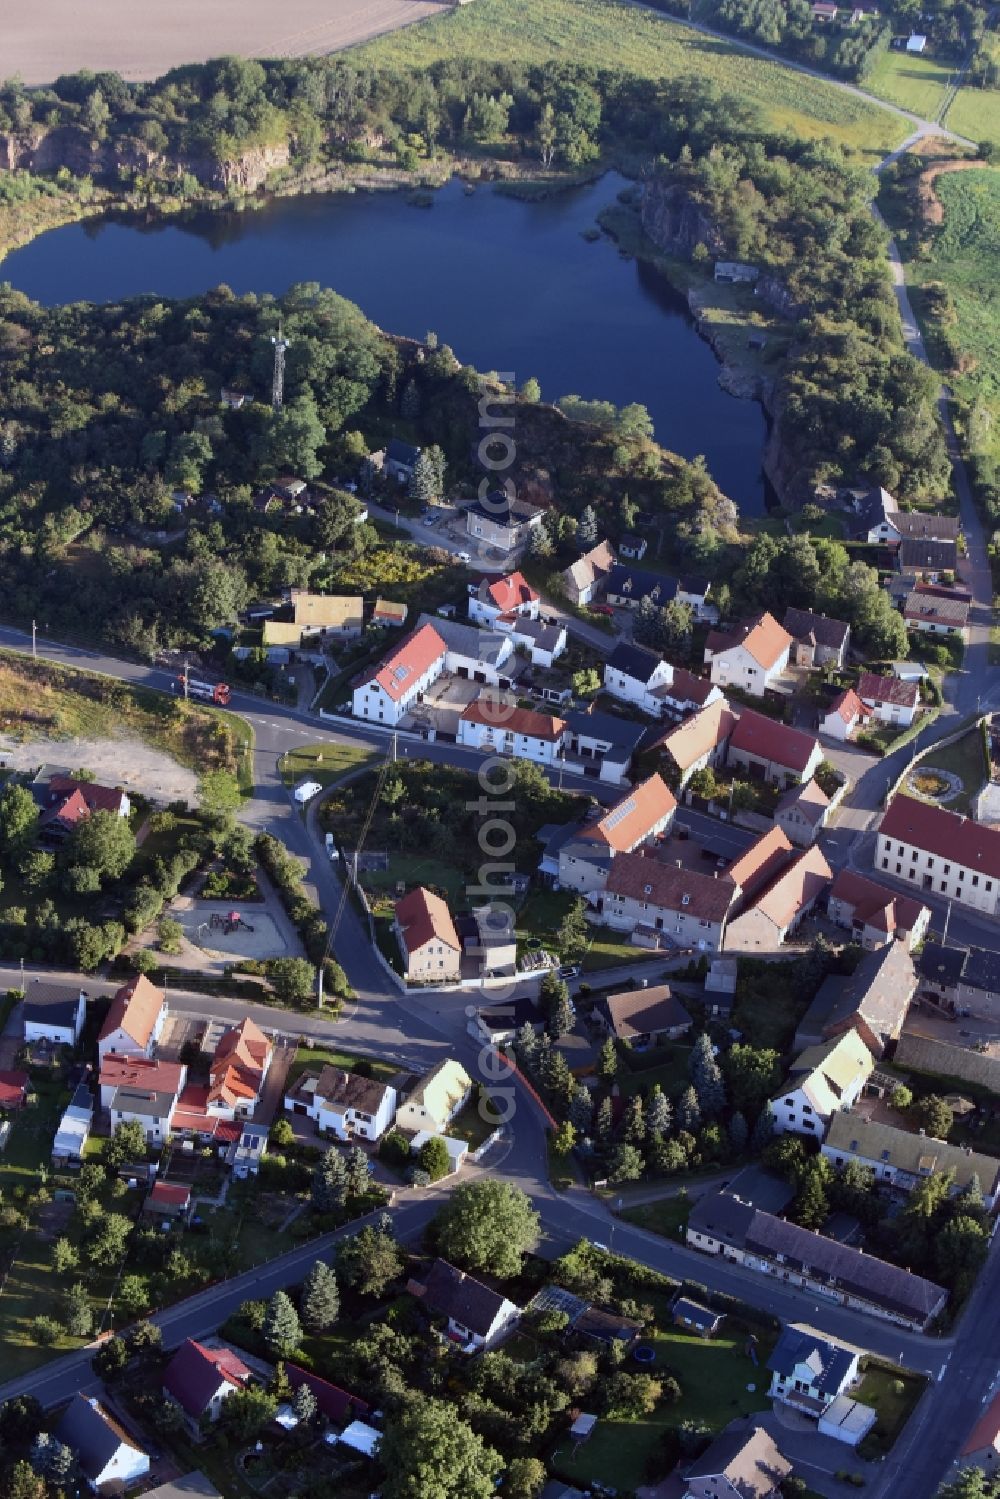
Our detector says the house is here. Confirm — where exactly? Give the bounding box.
[685,1426,791,1499]
[52,1084,93,1164]
[671,1296,724,1338]
[221,386,251,409]
[0,1070,28,1109]
[288,592,365,639]
[822,1113,1000,1207]
[903,589,969,638]
[468,570,540,625]
[601,851,735,952]
[891,512,961,545]
[813,2,839,19]
[597,984,693,1046]
[783,607,851,670]
[604,565,710,616]
[767,1325,862,1419]
[907,31,927,51]
[603,641,674,715]
[352,620,448,726]
[770,1030,874,1137]
[56,1394,150,1491]
[656,697,737,787]
[857,673,920,728]
[458,697,566,767]
[208,1017,272,1117]
[287,1364,369,1425]
[270,475,308,503]
[284,1066,397,1140]
[144,1181,192,1218]
[411,1258,521,1351]
[475,994,545,1046]
[465,491,544,553]
[895,1033,1000,1094]
[821,687,870,742]
[99,1055,186,1111]
[961,1389,1000,1472]
[372,598,408,628]
[727,709,823,789]
[383,438,421,482]
[686,1190,947,1328]
[714,261,760,284]
[31,768,131,838]
[469,903,518,975]
[97,973,168,1062]
[877,794,1000,917]
[141,1475,222,1499]
[395,1058,472,1133]
[163,1339,253,1429]
[563,709,646,786]
[723,845,832,952]
[826,869,930,951]
[704,612,792,697]
[659,668,724,721]
[898,537,958,577]
[775,779,831,847]
[393,886,463,983]
[918,942,1000,1020]
[619,533,647,559]
[110,1084,180,1142]
[557,773,677,894]
[726,826,795,905]
[495,614,567,667]
[562,540,616,606]
[22,981,86,1046]
[822,941,917,1057]
[846,484,899,542]
[422,612,517,684]
[706,956,739,1014]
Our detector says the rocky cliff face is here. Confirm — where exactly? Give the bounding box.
[640,177,723,259]
[0,126,290,191]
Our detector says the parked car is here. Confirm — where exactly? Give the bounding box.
[588,604,614,616]
[457,551,471,564]
[558,964,581,981]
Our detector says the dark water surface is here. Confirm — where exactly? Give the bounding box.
[2,172,767,513]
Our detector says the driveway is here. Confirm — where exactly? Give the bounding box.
[756,1408,880,1498]
[252,1037,296,1128]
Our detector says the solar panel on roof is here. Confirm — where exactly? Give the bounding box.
[604,798,636,829]
[393,665,410,682]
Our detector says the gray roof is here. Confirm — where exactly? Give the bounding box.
[899,538,957,571]
[514,618,564,651]
[688,1191,758,1247]
[821,941,916,1045]
[416,612,510,669]
[917,943,968,989]
[783,607,850,650]
[110,1086,175,1118]
[22,983,84,1028]
[565,709,646,755]
[415,1259,514,1336]
[894,1033,1000,1093]
[606,640,663,683]
[963,947,1000,994]
[687,1426,791,1499]
[140,1476,222,1499]
[386,438,419,466]
[467,491,541,527]
[892,512,960,541]
[673,1296,722,1330]
[56,1395,144,1481]
[768,1326,857,1394]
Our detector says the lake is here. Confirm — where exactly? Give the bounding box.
[1,172,768,513]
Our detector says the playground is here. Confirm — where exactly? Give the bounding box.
[168,897,303,967]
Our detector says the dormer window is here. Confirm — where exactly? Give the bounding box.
[643,884,652,895]
[682,894,691,906]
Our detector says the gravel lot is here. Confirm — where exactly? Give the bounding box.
[6,0,449,85]
[0,732,198,804]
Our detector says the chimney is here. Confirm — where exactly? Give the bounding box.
[641,978,648,989]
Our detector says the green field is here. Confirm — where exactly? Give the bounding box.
[286,1043,401,1089]
[356,0,902,158]
[866,48,956,119]
[279,741,376,790]
[945,37,1000,148]
[621,1195,692,1239]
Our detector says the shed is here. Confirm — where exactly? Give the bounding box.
[907,32,927,50]
[331,1419,381,1457]
[569,1412,598,1441]
[672,1296,724,1338]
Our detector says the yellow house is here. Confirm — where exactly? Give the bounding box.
[396,1058,473,1134]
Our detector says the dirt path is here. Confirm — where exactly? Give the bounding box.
[3,0,450,86]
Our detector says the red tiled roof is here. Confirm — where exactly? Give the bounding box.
[706,612,792,671]
[48,776,128,815]
[0,1070,28,1108]
[729,708,820,774]
[665,668,718,707]
[149,1181,191,1207]
[287,1364,369,1423]
[359,621,446,702]
[963,1388,1000,1457]
[857,673,919,709]
[163,1339,252,1417]
[209,1018,270,1107]
[828,869,928,938]
[460,697,566,742]
[483,571,539,612]
[395,885,461,954]
[656,699,737,773]
[99,1056,185,1096]
[586,774,677,854]
[727,827,794,902]
[98,974,166,1047]
[879,795,1000,879]
[825,687,869,725]
[742,846,832,930]
[606,850,735,923]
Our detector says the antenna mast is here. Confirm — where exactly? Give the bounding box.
[270,321,290,411]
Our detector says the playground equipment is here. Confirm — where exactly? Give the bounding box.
[209,910,256,936]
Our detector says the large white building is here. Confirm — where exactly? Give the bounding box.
[877,794,1000,917]
[458,698,566,766]
[353,615,516,727]
[769,1030,874,1138]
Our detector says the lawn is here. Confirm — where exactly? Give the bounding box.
[866,48,956,119]
[910,725,988,815]
[516,888,664,971]
[855,1363,927,1458]
[446,1092,504,1151]
[616,1046,694,1099]
[0,1074,68,1193]
[553,1320,774,1491]
[620,1194,692,1239]
[945,37,1000,148]
[361,854,468,904]
[279,741,376,790]
[286,1043,401,1089]
[355,0,902,159]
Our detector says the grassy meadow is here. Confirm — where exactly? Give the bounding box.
[356,0,903,158]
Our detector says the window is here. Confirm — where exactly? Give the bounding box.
[882,857,889,869]
[973,875,980,888]
[944,864,951,874]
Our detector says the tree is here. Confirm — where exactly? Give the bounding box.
[556,898,589,960]
[379,1397,503,1499]
[540,972,574,1038]
[551,1121,576,1157]
[268,956,316,1005]
[51,1237,79,1274]
[608,1142,645,1183]
[62,1282,93,1338]
[86,1212,133,1267]
[676,1085,701,1134]
[571,666,601,699]
[408,449,438,506]
[31,1316,62,1346]
[723,1044,781,1115]
[198,769,241,820]
[645,1084,672,1137]
[576,504,598,549]
[728,1110,749,1156]
[914,1094,953,1140]
[92,1335,129,1380]
[5,1461,45,1499]
[521,377,542,403]
[29,1433,75,1486]
[620,1094,646,1147]
[337,1220,404,1298]
[597,1036,619,1084]
[751,1102,775,1152]
[792,1160,831,1230]
[221,1386,279,1441]
[689,1033,726,1117]
[434,1180,540,1278]
[344,1144,372,1197]
[64,808,135,881]
[604,1372,662,1419]
[312,1148,349,1213]
[687,766,719,801]
[593,1095,615,1144]
[505,1456,547,1499]
[106,1119,148,1167]
[568,1083,594,1134]
[0,783,39,861]
[293,1382,318,1423]
[934,1468,996,1499]
[261,391,325,478]
[271,1117,295,1149]
[419,1135,452,1182]
[300,1259,340,1332]
[890,1084,913,1111]
[263,1290,302,1356]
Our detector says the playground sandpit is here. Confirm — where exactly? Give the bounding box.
[173,901,293,961]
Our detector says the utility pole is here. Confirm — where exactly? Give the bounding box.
[31,620,36,660]
[182,661,190,701]
[392,731,398,764]
[942,898,952,949]
[317,964,324,1011]
[271,321,290,412]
